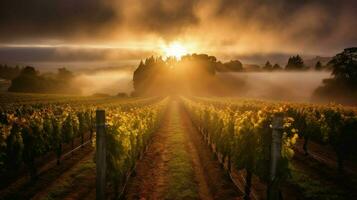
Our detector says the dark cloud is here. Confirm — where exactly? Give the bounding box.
[0,0,356,59]
[212,0,357,50]
[130,0,199,37]
[0,0,118,42]
[0,47,154,62]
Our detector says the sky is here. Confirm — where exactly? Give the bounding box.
[0,0,356,69]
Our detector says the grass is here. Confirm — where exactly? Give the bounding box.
[164,104,198,200]
[43,159,95,200]
[289,164,345,200]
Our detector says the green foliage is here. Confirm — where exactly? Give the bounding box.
[182,97,298,197]
[0,94,163,180]
[103,98,168,197]
[190,97,357,174]
[5,122,24,170]
[22,116,46,179]
[62,114,74,144]
[320,108,357,171]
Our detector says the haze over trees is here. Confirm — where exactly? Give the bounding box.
[262,61,273,71]
[315,61,323,70]
[133,54,247,96]
[0,65,22,80]
[216,60,243,72]
[8,66,80,94]
[285,55,306,70]
[314,48,357,103]
[273,63,282,70]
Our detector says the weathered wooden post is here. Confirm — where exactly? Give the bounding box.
[96,110,106,200]
[268,113,284,200]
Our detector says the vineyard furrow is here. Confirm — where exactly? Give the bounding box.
[125,100,241,199]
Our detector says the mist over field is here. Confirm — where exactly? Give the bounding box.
[68,68,332,102]
[73,69,134,96]
[217,71,331,102]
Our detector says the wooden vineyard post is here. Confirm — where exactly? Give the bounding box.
[96,110,106,200]
[268,113,284,200]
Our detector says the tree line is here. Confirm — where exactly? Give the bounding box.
[7,66,80,94]
[261,55,329,71]
[0,64,22,80]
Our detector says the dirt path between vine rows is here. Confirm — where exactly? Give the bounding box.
[32,151,96,200]
[125,100,242,200]
[0,144,94,200]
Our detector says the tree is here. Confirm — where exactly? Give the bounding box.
[285,55,305,70]
[8,66,41,93]
[21,66,38,76]
[133,54,220,95]
[329,47,357,86]
[272,64,282,71]
[315,61,323,70]
[263,61,273,71]
[0,64,22,80]
[57,67,74,80]
[218,60,243,72]
[313,47,357,104]
[8,66,80,94]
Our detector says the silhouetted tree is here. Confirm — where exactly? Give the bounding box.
[8,66,41,93]
[133,54,220,95]
[315,61,323,70]
[57,67,74,80]
[285,55,306,70]
[272,64,282,71]
[313,48,357,104]
[0,64,22,80]
[8,66,80,94]
[181,54,217,75]
[217,60,243,72]
[262,61,273,71]
[329,48,357,86]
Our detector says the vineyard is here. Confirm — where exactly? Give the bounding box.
[0,93,357,200]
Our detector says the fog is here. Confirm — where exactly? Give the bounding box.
[73,69,134,96]
[217,71,331,102]
[70,68,331,102]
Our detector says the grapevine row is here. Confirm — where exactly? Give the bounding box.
[190,97,357,172]
[103,98,169,198]
[182,97,298,199]
[0,97,163,183]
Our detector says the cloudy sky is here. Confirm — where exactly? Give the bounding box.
[0,0,356,69]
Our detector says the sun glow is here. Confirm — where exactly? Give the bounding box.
[163,42,188,59]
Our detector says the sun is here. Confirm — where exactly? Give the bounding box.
[163,42,187,59]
